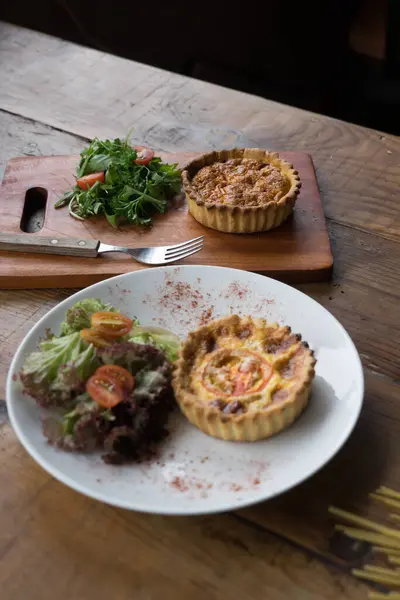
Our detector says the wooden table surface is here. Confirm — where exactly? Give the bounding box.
[1,22,400,600]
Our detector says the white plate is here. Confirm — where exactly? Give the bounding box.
[6,266,364,515]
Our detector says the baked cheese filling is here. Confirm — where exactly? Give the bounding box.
[188,326,308,414]
[202,349,272,397]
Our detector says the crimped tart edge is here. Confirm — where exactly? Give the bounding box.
[181,148,301,210]
[181,148,301,233]
[172,315,316,442]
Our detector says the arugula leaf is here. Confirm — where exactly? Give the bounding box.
[54,190,76,209]
[85,153,114,173]
[56,135,181,226]
[105,212,118,228]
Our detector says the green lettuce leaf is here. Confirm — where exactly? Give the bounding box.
[20,332,99,408]
[62,393,115,435]
[43,392,115,451]
[60,298,116,336]
[129,326,181,362]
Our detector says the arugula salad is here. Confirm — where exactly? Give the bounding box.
[19,298,181,464]
[55,135,181,227]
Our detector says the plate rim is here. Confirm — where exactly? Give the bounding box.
[6,265,364,515]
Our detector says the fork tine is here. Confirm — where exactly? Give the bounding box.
[165,236,204,253]
[163,246,203,264]
[165,240,203,259]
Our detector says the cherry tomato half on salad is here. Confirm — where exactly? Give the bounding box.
[95,365,135,394]
[86,373,124,408]
[76,171,105,190]
[80,328,112,348]
[132,145,154,166]
[90,312,133,338]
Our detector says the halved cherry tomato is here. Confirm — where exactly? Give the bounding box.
[76,171,105,190]
[86,373,124,408]
[132,145,154,165]
[80,328,112,348]
[95,365,135,394]
[90,312,133,338]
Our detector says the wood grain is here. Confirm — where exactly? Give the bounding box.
[0,23,399,241]
[238,370,400,564]
[300,220,400,381]
[1,26,400,599]
[0,426,370,600]
[0,152,332,287]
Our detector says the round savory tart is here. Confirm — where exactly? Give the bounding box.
[172,315,316,441]
[181,148,301,233]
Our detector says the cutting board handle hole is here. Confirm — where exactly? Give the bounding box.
[20,187,47,233]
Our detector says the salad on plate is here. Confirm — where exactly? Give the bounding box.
[19,298,180,464]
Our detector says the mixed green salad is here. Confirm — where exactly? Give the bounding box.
[55,135,181,227]
[19,298,181,464]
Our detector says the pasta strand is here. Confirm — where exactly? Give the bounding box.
[329,507,400,540]
[352,569,400,586]
[370,494,400,511]
[335,525,400,549]
[373,548,400,557]
[377,488,400,502]
[364,565,400,576]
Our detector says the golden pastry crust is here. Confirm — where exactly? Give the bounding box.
[181,149,301,233]
[172,315,316,441]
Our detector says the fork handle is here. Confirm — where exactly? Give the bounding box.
[0,233,100,257]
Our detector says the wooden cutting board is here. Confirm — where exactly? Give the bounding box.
[0,151,332,289]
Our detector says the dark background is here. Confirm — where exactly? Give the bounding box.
[1,0,399,135]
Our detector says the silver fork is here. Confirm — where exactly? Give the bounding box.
[0,233,204,265]
[97,236,204,264]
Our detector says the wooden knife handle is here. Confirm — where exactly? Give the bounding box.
[0,233,100,257]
